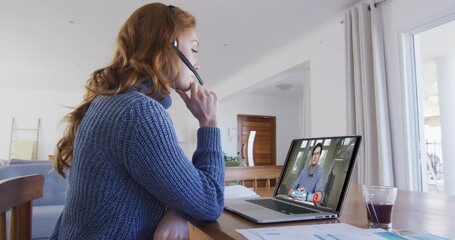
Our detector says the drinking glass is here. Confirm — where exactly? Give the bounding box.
[361,185,397,230]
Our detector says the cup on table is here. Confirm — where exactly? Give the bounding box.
[361,185,397,230]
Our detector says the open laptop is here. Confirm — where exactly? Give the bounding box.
[224,135,362,223]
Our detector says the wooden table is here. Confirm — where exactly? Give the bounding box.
[188,185,455,239]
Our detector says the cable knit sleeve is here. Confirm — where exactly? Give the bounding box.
[120,97,224,221]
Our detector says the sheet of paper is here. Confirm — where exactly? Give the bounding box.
[224,185,260,199]
[404,233,450,240]
[236,223,406,240]
[364,228,450,240]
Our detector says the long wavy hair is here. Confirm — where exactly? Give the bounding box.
[54,3,196,177]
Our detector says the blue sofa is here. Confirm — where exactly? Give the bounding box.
[0,160,67,239]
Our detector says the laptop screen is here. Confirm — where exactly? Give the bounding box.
[275,136,361,212]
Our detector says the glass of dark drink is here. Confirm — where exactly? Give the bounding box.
[361,185,397,230]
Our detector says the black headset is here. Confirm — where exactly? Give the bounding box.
[169,5,204,86]
[172,40,204,86]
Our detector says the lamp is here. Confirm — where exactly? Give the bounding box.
[275,83,293,91]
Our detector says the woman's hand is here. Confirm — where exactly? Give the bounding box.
[176,82,218,127]
[153,209,189,240]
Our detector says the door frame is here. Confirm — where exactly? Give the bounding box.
[402,13,455,191]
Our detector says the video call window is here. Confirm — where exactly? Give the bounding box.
[276,137,358,211]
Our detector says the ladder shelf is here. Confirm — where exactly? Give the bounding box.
[8,118,41,160]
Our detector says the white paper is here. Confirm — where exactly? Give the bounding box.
[236,223,405,240]
[224,185,260,199]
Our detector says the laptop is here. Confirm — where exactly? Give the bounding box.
[224,135,362,223]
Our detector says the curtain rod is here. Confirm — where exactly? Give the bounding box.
[375,0,391,7]
[368,0,392,10]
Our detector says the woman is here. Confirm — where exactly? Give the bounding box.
[51,3,224,239]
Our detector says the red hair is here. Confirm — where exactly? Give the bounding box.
[54,3,196,177]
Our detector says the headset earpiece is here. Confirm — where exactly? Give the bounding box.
[171,39,204,86]
[168,5,203,86]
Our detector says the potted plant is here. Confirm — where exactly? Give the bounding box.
[223,152,246,167]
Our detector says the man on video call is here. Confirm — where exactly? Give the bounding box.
[288,143,324,202]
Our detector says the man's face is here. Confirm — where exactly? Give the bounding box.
[311,146,321,165]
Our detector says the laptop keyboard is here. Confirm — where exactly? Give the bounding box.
[246,198,318,215]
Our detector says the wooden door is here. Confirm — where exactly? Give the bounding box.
[237,114,276,166]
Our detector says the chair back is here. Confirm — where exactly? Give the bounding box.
[225,165,282,189]
[0,174,44,240]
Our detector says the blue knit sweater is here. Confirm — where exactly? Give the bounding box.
[50,85,224,239]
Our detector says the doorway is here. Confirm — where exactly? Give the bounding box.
[237,114,276,166]
[408,19,455,193]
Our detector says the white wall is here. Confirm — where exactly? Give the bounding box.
[0,87,82,160]
[167,92,199,158]
[0,84,298,163]
[219,94,300,165]
[216,12,349,165]
[214,14,349,139]
[0,88,198,161]
[381,0,455,190]
[436,56,455,195]
[6,1,454,191]
[214,0,455,190]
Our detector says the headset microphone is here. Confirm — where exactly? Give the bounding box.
[173,40,204,86]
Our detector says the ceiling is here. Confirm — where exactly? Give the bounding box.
[0,0,362,97]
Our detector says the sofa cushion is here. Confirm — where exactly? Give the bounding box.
[0,163,68,205]
[32,205,65,239]
[5,205,64,240]
[1,162,67,239]
[9,159,53,165]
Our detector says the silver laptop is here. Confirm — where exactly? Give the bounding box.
[224,135,362,223]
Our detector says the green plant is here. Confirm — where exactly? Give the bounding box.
[223,152,240,162]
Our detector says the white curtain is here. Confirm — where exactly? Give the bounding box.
[345,1,395,186]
